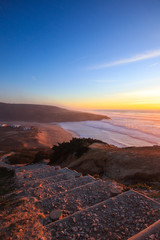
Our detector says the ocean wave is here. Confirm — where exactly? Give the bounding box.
[58,110,160,147]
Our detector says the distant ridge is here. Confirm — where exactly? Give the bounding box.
[0,102,110,123]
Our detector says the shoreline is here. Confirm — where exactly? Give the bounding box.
[55,122,80,139]
[1,119,160,149]
[57,117,160,148]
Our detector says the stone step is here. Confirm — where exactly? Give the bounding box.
[16,165,56,180]
[46,190,160,240]
[22,170,82,189]
[15,163,51,172]
[25,175,96,200]
[16,167,78,183]
[128,219,160,240]
[37,180,123,217]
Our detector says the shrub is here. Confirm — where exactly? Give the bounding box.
[129,183,151,190]
[0,167,15,196]
[8,148,51,165]
[33,150,51,163]
[49,138,103,165]
[8,150,36,165]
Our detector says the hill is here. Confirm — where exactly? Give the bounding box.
[49,140,160,184]
[0,102,109,123]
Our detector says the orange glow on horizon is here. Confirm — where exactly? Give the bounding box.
[58,100,160,111]
[40,87,160,111]
[58,98,160,111]
[59,87,160,111]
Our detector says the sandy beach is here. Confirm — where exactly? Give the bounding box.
[35,123,73,147]
[0,121,73,150]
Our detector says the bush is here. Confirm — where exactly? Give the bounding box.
[129,183,151,190]
[8,150,36,165]
[0,167,15,196]
[34,150,51,163]
[49,138,103,165]
[8,148,51,165]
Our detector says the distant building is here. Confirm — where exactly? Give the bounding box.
[2,124,7,127]
[11,124,21,128]
[23,126,31,130]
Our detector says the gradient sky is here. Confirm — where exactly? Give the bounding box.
[1,0,160,110]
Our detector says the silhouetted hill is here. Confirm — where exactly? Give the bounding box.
[0,103,109,122]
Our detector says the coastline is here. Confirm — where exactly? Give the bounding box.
[1,108,160,149]
[57,115,160,147]
[55,122,80,139]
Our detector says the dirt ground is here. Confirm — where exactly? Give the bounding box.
[0,122,72,151]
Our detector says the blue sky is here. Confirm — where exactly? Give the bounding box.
[1,0,160,109]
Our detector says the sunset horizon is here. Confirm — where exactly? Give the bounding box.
[1,1,160,110]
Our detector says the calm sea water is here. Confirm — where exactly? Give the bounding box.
[58,110,160,147]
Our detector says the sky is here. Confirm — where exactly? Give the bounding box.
[0,0,160,110]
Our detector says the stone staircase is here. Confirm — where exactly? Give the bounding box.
[1,162,160,239]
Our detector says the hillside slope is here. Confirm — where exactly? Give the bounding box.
[50,141,160,184]
[0,103,109,123]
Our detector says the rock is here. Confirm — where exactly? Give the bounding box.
[72,227,78,232]
[49,209,62,221]
[72,217,76,223]
[110,185,123,195]
[149,234,155,240]
[75,173,82,178]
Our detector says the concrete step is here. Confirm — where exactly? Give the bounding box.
[37,180,123,217]
[22,169,82,189]
[16,165,57,181]
[15,163,51,173]
[16,167,78,183]
[25,175,96,200]
[128,219,160,240]
[46,190,160,240]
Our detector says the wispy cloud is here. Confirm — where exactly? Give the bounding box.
[89,49,160,70]
[118,86,160,101]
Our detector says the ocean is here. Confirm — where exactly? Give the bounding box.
[58,110,160,147]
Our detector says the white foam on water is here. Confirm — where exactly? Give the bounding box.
[58,110,160,147]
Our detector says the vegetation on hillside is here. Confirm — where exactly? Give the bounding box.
[49,138,104,165]
[0,167,16,211]
[0,167,15,196]
[8,148,51,165]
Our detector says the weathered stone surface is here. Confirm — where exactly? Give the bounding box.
[37,179,124,215]
[50,210,62,221]
[21,168,81,189]
[16,167,73,183]
[47,190,160,240]
[26,175,95,200]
